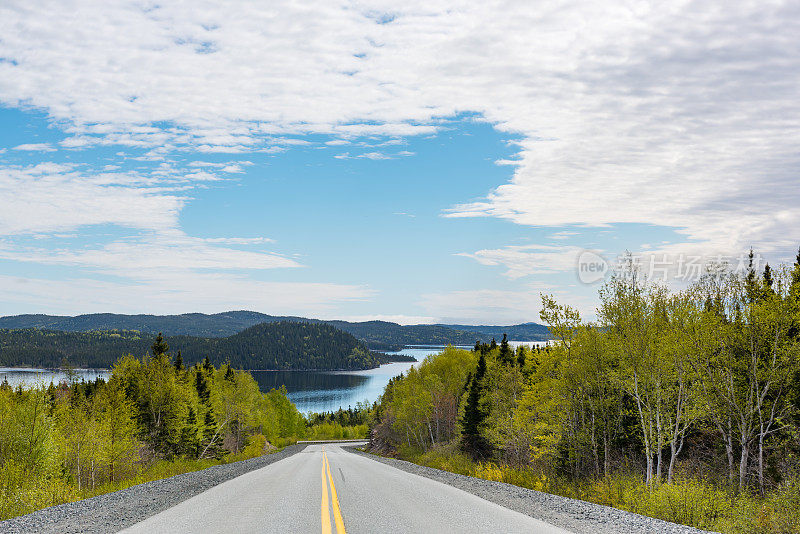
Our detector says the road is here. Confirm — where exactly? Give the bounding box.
[119,442,572,534]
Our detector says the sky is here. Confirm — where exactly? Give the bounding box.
[0,1,798,325]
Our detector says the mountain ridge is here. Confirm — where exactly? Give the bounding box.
[0,311,549,350]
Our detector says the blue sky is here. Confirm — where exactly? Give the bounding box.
[1,1,798,324]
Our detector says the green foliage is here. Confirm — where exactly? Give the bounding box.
[0,340,312,520]
[369,247,800,533]
[0,311,548,352]
[0,322,402,370]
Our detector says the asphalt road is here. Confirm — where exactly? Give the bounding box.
[119,442,572,534]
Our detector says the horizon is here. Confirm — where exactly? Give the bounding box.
[0,309,545,328]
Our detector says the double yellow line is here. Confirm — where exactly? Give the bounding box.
[320,448,346,534]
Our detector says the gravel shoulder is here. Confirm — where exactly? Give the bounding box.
[346,446,718,534]
[0,444,307,534]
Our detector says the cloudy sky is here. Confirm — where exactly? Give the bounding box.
[1,1,798,324]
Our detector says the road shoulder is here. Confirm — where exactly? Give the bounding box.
[0,444,308,534]
[344,446,715,534]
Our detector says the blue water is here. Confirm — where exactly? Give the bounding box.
[0,343,545,414]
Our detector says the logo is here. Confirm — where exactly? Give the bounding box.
[577,250,608,284]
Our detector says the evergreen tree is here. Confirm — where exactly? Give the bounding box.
[174,350,184,372]
[461,352,490,458]
[200,409,224,459]
[151,333,169,358]
[178,407,199,457]
[763,263,775,296]
[499,334,513,365]
[516,345,526,369]
[194,370,210,403]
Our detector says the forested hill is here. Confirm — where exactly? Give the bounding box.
[431,322,550,341]
[0,312,549,349]
[0,322,411,370]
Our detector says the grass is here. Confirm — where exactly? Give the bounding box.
[401,445,800,534]
[0,434,275,521]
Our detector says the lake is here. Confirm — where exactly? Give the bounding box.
[0,342,546,414]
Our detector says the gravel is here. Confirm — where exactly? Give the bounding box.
[345,446,719,534]
[1,442,719,534]
[0,444,307,534]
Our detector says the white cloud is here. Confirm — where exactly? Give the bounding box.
[0,232,298,278]
[360,152,391,160]
[12,143,55,152]
[458,244,584,279]
[0,163,184,235]
[0,274,372,317]
[419,282,594,325]
[1,0,799,319]
[548,231,578,240]
[0,0,794,260]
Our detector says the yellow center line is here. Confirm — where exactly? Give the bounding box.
[324,450,347,534]
[321,447,332,534]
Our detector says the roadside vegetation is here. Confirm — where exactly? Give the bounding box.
[369,249,800,534]
[0,334,368,520]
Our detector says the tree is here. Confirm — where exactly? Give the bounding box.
[151,333,169,359]
[461,352,490,458]
[499,334,513,365]
[94,378,138,483]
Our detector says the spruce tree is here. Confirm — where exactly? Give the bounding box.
[151,333,169,358]
[174,350,184,371]
[179,407,199,457]
[461,352,490,458]
[194,370,210,403]
[201,409,224,459]
[763,263,775,296]
[499,334,512,365]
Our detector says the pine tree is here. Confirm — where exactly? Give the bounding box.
[516,345,526,369]
[174,350,184,372]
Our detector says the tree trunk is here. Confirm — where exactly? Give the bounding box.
[739,439,749,491]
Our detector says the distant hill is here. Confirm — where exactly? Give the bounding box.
[433,323,550,341]
[0,312,549,350]
[0,322,413,370]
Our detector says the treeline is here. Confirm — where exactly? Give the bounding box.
[0,336,311,520]
[0,321,412,370]
[305,404,373,441]
[324,320,545,351]
[370,250,800,533]
[0,312,550,351]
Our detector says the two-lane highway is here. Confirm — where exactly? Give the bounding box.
[120,443,572,534]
